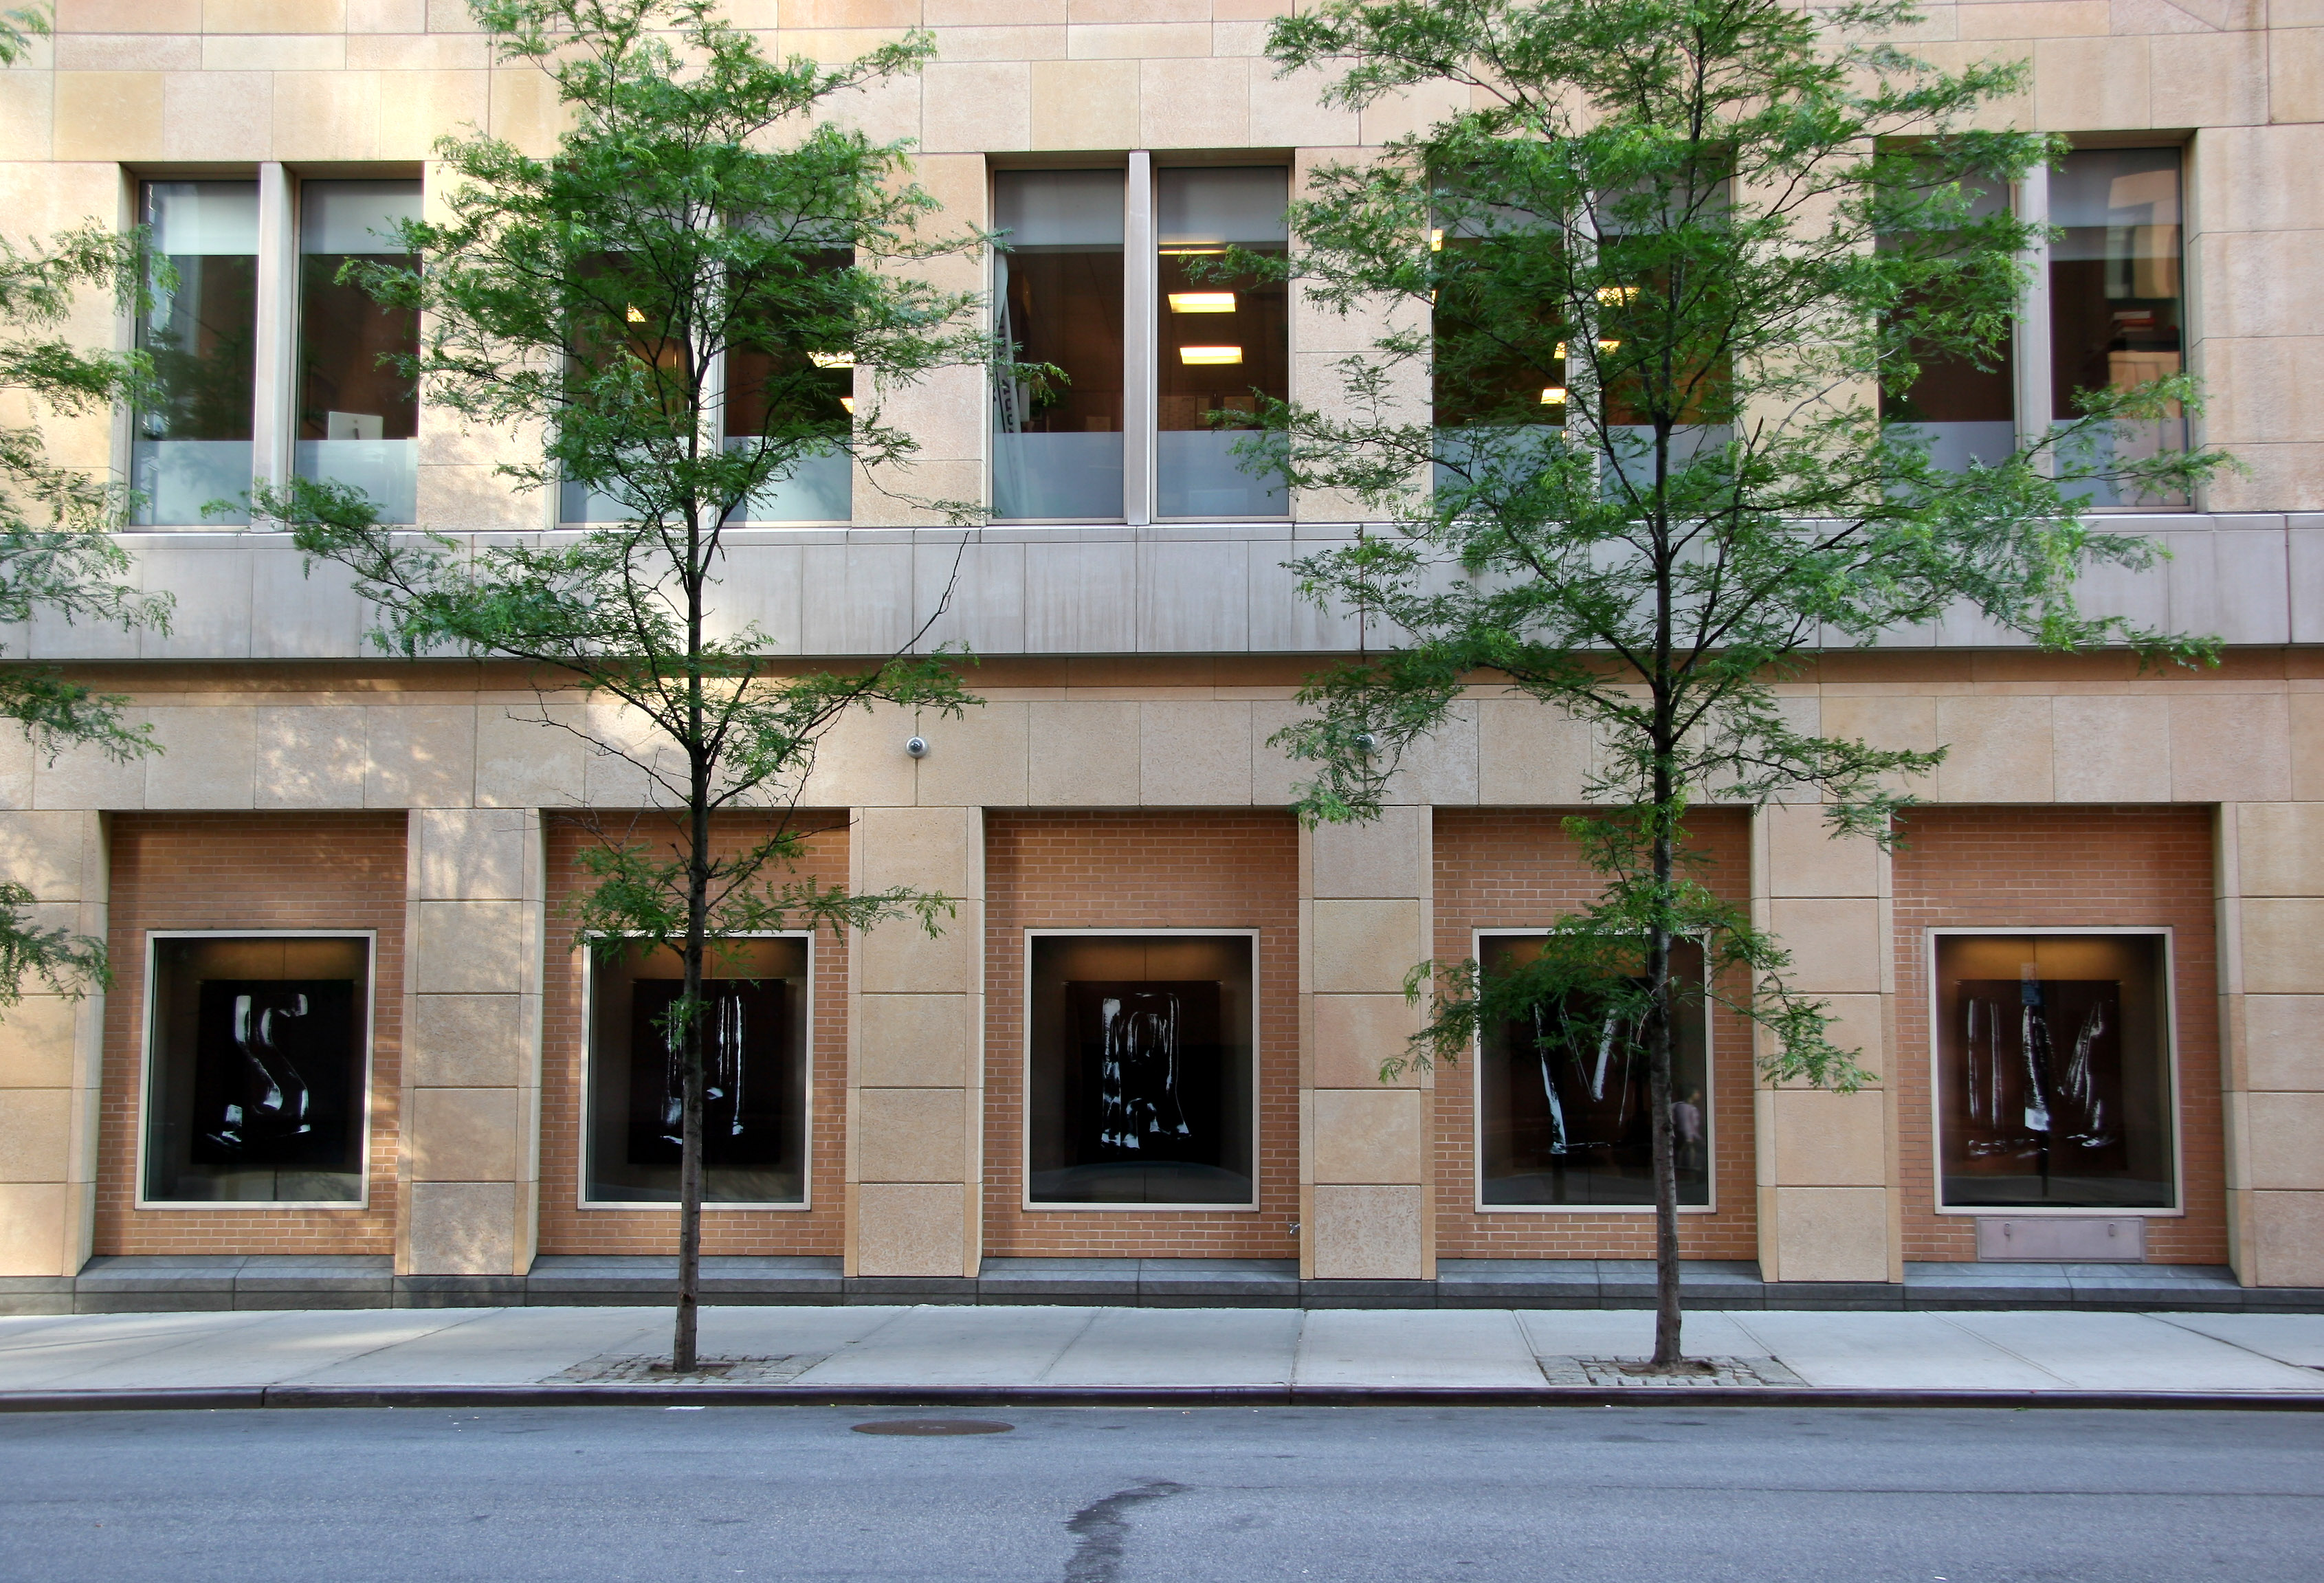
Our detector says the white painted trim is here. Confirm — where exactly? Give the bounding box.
[133,929,379,1212]
[574,931,815,1211]
[1019,926,1263,1213]
[1923,925,2187,1217]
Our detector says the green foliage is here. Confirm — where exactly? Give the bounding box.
[1256,0,2228,1100]
[0,7,175,1004]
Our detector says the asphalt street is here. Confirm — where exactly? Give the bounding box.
[1,1405,2316,1582]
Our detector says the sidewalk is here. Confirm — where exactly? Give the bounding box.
[3,1303,2323,1410]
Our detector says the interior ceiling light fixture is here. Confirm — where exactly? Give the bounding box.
[625,305,647,323]
[1168,291,1237,314]
[1553,340,1622,358]
[1540,386,1568,404]
[1178,346,1243,365]
[839,396,855,414]
[1429,228,1445,252]
[810,351,854,370]
[1596,285,1641,305]
[1157,245,1226,256]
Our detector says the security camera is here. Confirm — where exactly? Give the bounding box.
[905,736,929,758]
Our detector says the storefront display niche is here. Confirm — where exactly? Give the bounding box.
[1934,933,2176,1210]
[142,935,370,1204]
[585,936,808,1205]
[1027,933,1256,1206]
[1476,934,1711,1207]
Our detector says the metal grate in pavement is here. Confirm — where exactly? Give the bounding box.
[1536,1355,1806,1388]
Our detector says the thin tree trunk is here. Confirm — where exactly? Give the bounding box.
[674,502,711,1374]
[1647,797,1683,1368]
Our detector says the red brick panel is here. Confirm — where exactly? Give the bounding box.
[1891,806,2224,1264]
[97,812,407,1256]
[537,812,850,1257]
[1431,808,1760,1261]
[983,810,1301,1259]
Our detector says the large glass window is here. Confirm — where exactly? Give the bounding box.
[1476,933,1710,1208]
[1026,933,1256,1206]
[132,181,259,527]
[1932,932,2177,1211]
[1155,168,1289,518]
[724,246,854,524]
[140,934,372,1204]
[584,938,809,1205]
[1880,179,2017,473]
[993,170,1125,521]
[296,180,421,525]
[1430,221,1566,494]
[2049,148,2185,507]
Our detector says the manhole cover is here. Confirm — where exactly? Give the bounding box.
[850,1419,1015,1436]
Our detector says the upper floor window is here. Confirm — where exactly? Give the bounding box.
[1155,166,1289,520]
[993,169,1126,522]
[130,176,420,529]
[133,182,258,527]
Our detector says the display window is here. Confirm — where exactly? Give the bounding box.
[138,932,375,1206]
[1930,930,2180,1213]
[581,936,810,1207]
[1024,931,1257,1208]
[1474,931,1712,1210]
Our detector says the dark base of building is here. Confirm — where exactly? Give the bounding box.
[3,1256,2314,1316]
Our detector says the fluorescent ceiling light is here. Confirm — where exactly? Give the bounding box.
[1169,291,1237,314]
[1540,386,1568,404]
[625,306,647,323]
[839,396,855,414]
[810,351,854,370]
[1596,285,1640,305]
[1178,346,1243,365]
[1429,228,1444,252]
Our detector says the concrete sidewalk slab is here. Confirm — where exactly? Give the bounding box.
[1294,1310,1540,1388]
[793,1305,1098,1386]
[288,1308,663,1387]
[1942,1311,2324,1392]
[2153,1312,2324,1369]
[1720,1311,2066,1391]
[1514,1309,1773,1362]
[1039,1306,1300,1387]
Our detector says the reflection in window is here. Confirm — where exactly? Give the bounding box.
[1934,933,2176,1210]
[142,936,370,1204]
[724,247,854,524]
[1477,934,1709,1207]
[296,181,421,524]
[993,170,1125,521]
[2050,148,2185,507]
[1879,179,2017,472]
[1155,168,1289,518]
[132,181,258,527]
[585,938,808,1204]
[1430,224,1566,494]
[557,253,701,524]
[1027,934,1255,1206]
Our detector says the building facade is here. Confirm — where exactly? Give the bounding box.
[1,0,2321,1303]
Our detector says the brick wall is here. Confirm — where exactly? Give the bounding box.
[982,810,1301,1259]
[535,812,850,1257]
[96,812,406,1257]
[1432,809,1761,1261]
[1892,806,2226,1264]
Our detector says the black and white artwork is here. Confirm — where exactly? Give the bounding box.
[625,978,788,1168]
[1067,980,1219,1166]
[188,979,360,1169]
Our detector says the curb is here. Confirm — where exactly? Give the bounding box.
[4,1384,2323,1413]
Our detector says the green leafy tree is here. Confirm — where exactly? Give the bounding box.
[1252,0,2226,1366]
[0,4,173,1010]
[258,0,1001,1369]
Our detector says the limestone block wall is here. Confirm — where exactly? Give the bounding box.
[1303,805,1434,1281]
[846,804,984,1278]
[0,811,105,1278]
[399,806,544,1277]
[1752,804,1900,1285]
[2218,801,2324,1285]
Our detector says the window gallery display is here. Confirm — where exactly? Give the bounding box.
[583,938,810,1206]
[140,933,373,1205]
[1475,933,1712,1208]
[1931,931,2178,1212]
[1025,932,1257,1207]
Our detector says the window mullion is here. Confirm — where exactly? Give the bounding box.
[251,162,298,505]
[2013,161,2053,469]
[1124,150,1155,527]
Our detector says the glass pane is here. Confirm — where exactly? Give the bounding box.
[559,252,705,524]
[2049,148,2185,507]
[585,938,809,1204]
[1027,934,1256,1206]
[722,245,854,524]
[1476,936,1710,1207]
[142,936,370,1203]
[133,181,258,527]
[1881,179,2016,471]
[1430,228,1565,494]
[1934,933,2176,1210]
[295,180,421,524]
[1155,168,1288,518]
[993,170,1125,520]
